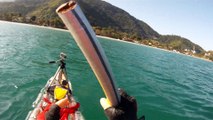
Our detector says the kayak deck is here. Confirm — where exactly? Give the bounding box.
[26,54,84,120]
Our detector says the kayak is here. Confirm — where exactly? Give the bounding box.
[26,53,84,120]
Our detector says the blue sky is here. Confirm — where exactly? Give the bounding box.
[104,0,213,50]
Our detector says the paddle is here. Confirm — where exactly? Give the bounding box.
[56,1,120,107]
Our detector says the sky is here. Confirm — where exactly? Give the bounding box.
[104,0,213,50]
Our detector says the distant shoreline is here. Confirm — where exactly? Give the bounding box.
[1,20,212,63]
[97,35,212,62]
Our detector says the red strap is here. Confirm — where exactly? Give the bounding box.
[39,97,52,111]
[43,97,52,104]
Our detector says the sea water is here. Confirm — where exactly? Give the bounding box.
[0,21,213,120]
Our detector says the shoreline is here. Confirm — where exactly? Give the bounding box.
[97,35,212,62]
[1,20,212,63]
[0,20,70,33]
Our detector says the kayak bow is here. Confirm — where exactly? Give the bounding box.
[26,53,84,120]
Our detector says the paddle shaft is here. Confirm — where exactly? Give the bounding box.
[56,1,120,107]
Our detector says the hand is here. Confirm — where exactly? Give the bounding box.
[100,88,138,120]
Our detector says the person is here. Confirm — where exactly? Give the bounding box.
[37,96,80,120]
[100,88,145,120]
[45,96,80,120]
[45,97,70,120]
[41,88,143,120]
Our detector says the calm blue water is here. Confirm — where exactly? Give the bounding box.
[0,21,213,120]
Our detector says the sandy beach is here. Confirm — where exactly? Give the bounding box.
[1,20,211,62]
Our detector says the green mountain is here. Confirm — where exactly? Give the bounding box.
[76,0,159,39]
[0,0,208,55]
[6,0,160,39]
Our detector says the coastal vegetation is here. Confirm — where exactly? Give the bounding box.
[0,0,212,61]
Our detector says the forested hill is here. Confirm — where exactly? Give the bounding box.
[1,0,212,60]
[76,0,160,39]
[0,0,159,39]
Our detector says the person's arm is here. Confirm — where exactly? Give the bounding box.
[45,97,70,120]
[100,88,144,120]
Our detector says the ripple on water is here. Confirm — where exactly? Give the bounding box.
[0,89,13,117]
